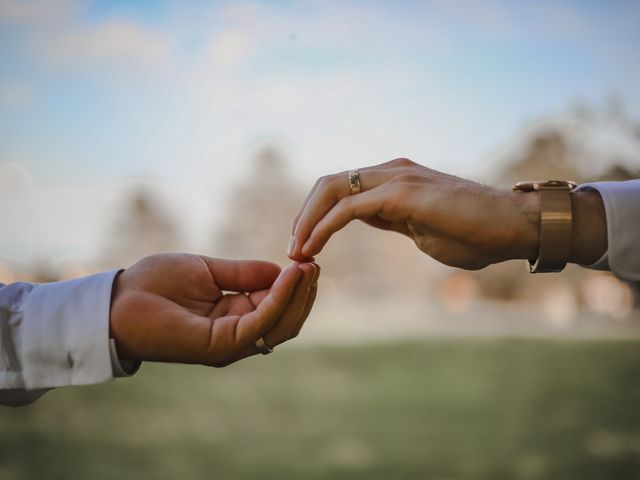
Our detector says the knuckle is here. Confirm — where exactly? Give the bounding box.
[316,174,342,198]
[318,175,333,188]
[390,157,415,168]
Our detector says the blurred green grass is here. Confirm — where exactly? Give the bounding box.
[1,339,640,480]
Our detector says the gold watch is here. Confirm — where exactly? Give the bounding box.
[512,180,577,273]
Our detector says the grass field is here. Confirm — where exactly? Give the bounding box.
[2,339,640,480]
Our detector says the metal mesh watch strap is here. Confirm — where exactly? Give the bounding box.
[512,180,577,273]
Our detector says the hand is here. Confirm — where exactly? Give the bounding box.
[109,253,319,367]
[289,158,606,269]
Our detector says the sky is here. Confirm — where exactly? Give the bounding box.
[1,0,639,264]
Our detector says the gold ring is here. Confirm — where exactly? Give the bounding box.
[347,169,361,195]
[255,337,273,355]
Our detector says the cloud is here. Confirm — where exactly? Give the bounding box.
[0,162,33,194]
[2,1,172,72]
[205,29,258,68]
[0,0,77,24]
[35,20,172,68]
[439,0,516,36]
[0,80,34,110]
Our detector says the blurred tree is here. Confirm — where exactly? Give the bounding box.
[99,186,181,269]
[499,131,580,187]
[595,163,640,182]
[214,144,302,265]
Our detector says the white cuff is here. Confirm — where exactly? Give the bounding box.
[576,180,640,281]
[109,338,142,378]
[20,270,121,389]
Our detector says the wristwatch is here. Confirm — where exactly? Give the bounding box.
[512,180,577,273]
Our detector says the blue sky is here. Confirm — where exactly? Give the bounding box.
[0,0,639,262]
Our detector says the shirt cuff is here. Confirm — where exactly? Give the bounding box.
[576,180,640,281]
[109,338,142,378]
[20,270,121,389]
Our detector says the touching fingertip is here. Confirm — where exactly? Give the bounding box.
[300,262,316,275]
[287,234,296,258]
[300,241,311,257]
[312,263,321,282]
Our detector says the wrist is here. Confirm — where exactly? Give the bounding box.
[509,190,540,263]
[569,189,607,265]
[109,269,133,360]
[505,187,607,268]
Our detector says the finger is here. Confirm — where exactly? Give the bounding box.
[199,256,281,292]
[290,263,320,338]
[248,289,270,306]
[264,263,317,347]
[291,178,322,234]
[209,293,255,317]
[232,263,303,348]
[228,263,318,362]
[289,167,399,261]
[290,159,415,237]
[301,184,398,257]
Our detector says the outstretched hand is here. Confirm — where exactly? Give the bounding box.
[288,158,605,269]
[109,253,319,367]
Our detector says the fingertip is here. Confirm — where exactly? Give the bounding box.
[299,262,316,276]
[300,240,318,258]
[287,249,316,263]
[270,262,300,290]
[286,261,305,279]
[287,234,296,258]
[311,262,321,282]
[266,264,303,305]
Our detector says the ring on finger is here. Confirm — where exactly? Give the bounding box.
[347,169,361,195]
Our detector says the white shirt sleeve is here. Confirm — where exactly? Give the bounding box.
[576,179,640,281]
[0,270,141,407]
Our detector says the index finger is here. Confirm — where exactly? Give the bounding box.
[199,256,282,292]
[289,167,396,261]
[233,263,303,348]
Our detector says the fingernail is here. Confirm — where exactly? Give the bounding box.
[300,240,310,257]
[287,235,296,257]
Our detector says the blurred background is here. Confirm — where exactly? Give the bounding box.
[1,1,640,479]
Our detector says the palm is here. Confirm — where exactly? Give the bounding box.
[110,253,317,367]
[137,255,268,318]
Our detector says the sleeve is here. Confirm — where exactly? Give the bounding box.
[0,270,140,407]
[576,179,640,282]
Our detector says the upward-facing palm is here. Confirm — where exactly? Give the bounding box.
[109,253,318,367]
